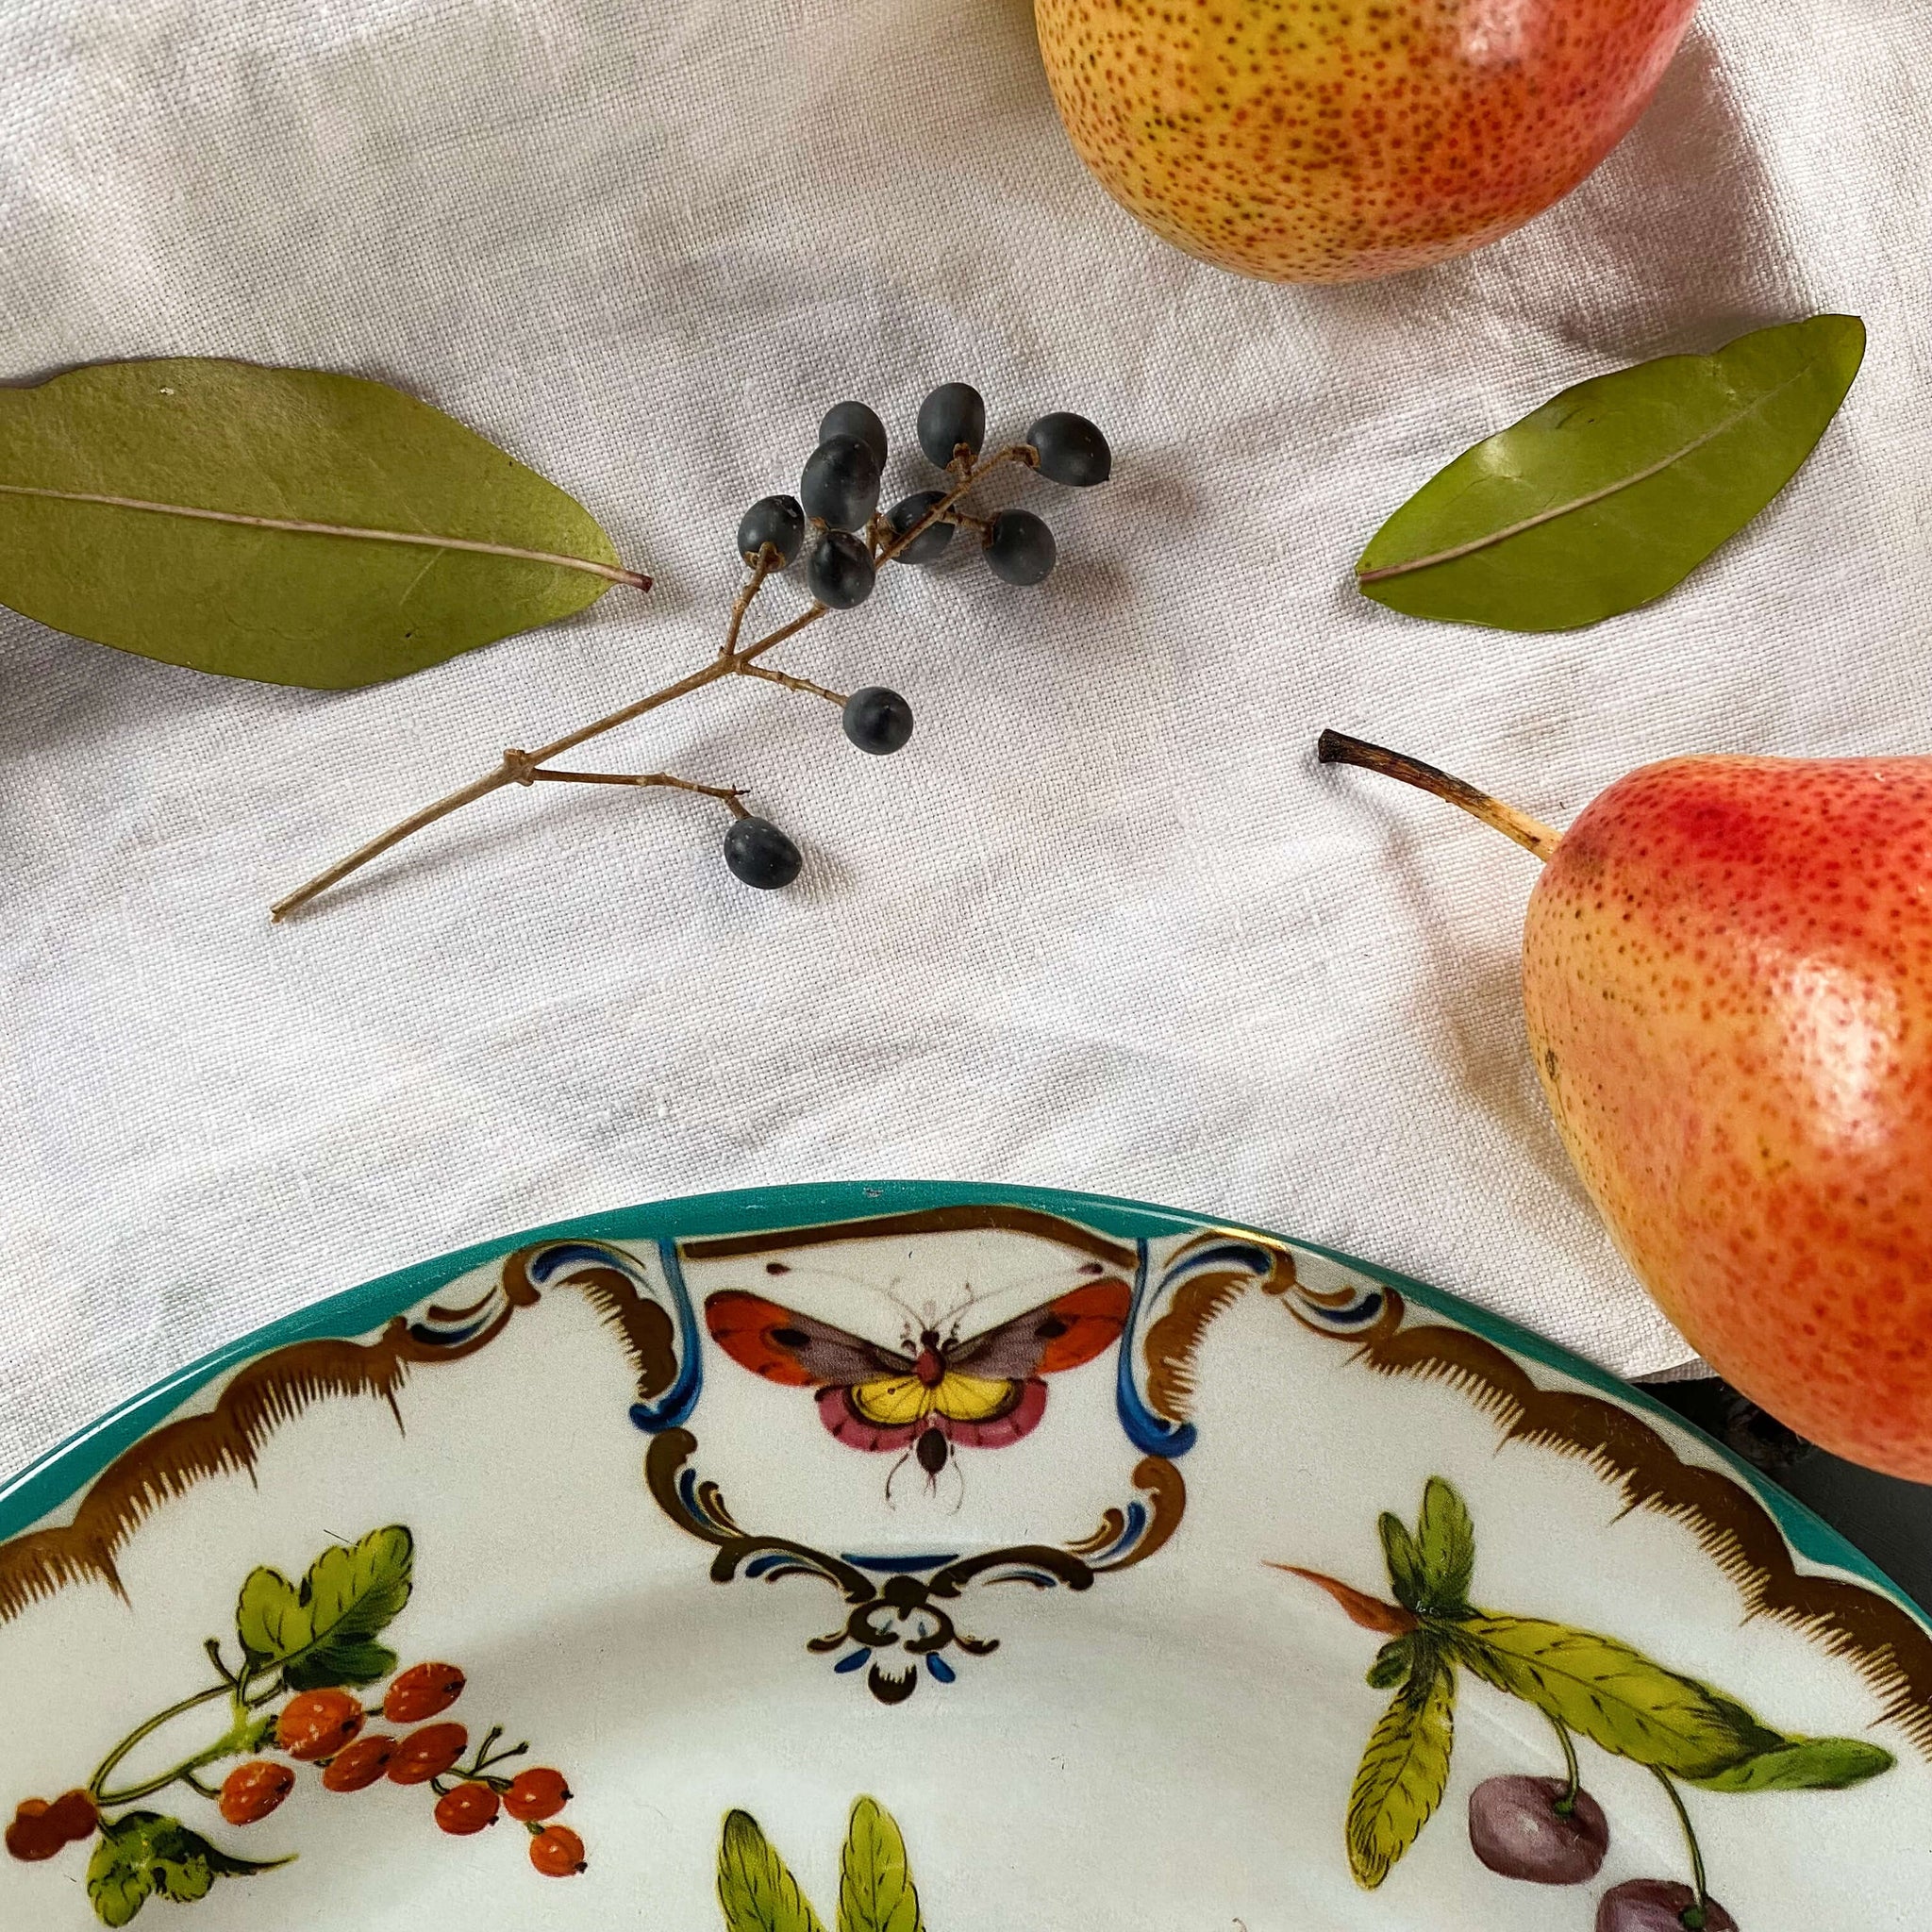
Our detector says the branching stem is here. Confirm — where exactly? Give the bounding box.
[271,445,1033,919]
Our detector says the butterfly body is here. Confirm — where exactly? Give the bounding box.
[705,1276,1130,1495]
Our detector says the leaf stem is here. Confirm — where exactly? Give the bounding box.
[1316,729,1562,863]
[0,481,651,589]
[270,445,1034,919]
[1649,1767,1709,1926]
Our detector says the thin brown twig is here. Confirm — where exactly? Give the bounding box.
[270,445,1035,920]
[736,662,847,706]
[531,769,751,817]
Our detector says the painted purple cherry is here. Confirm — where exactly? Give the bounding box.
[1468,1774,1608,1885]
[1597,1878,1740,1932]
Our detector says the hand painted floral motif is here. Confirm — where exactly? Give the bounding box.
[1279,1478,1895,1928]
[4,1527,586,1922]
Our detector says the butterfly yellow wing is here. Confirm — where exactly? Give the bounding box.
[931,1371,1025,1424]
[847,1375,936,1427]
[847,1370,1022,1426]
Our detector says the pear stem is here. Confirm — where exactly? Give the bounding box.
[1317,729,1562,863]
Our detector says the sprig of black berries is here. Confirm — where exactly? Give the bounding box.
[273,384,1109,916]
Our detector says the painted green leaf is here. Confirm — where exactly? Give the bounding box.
[718,1810,828,1932]
[0,358,641,689]
[1378,1512,1425,1612]
[1688,1735,1895,1793]
[838,1797,924,1932]
[1357,314,1865,631]
[87,1819,156,1928]
[1346,1660,1456,1889]
[87,1814,284,1927]
[236,1524,413,1689]
[1450,1616,1782,1779]
[1413,1477,1474,1614]
[1365,1637,1413,1690]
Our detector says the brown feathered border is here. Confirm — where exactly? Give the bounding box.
[0,1243,673,1624]
[1,1204,1926,1770]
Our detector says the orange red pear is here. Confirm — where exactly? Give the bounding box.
[1034,0,1700,283]
[1321,730,1932,1478]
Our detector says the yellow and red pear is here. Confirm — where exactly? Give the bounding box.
[1034,0,1700,284]
[1321,732,1932,1477]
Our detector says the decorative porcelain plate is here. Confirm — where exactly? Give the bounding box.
[2,1184,1925,1932]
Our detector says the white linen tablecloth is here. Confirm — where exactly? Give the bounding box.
[4,0,1929,1480]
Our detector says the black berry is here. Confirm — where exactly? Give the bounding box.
[1025,411,1111,487]
[819,401,888,469]
[800,437,881,532]
[1467,1777,1608,1886]
[808,530,875,608]
[841,687,914,755]
[736,494,806,568]
[724,817,802,890]
[917,383,986,468]
[887,491,954,566]
[984,508,1056,586]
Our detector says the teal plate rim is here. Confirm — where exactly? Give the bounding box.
[1,1177,1920,1623]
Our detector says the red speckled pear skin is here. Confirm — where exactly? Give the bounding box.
[1523,757,1932,1478]
[1034,0,1701,284]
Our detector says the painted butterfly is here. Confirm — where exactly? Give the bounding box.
[704,1271,1132,1496]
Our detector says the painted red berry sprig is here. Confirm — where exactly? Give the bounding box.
[6,1526,585,1924]
[271,385,1113,915]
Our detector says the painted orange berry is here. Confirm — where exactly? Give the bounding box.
[321,1733,397,1792]
[382,1662,466,1724]
[503,1768,572,1823]
[275,1688,365,1761]
[528,1824,586,1876]
[386,1722,468,1786]
[434,1782,501,1836]
[6,1800,62,1863]
[219,1760,295,1825]
[45,1790,99,1843]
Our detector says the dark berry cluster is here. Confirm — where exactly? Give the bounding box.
[720,383,1111,890]
[275,386,1112,914]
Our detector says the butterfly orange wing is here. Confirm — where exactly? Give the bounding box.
[703,1290,901,1388]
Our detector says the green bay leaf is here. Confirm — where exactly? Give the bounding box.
[718,1810,827,1932]
[1450,1615,1782,1778]
[1357,315,1865,631]
[1346,1660,1456,1889]
[0,358,642,688]
[838,1797,924,1932]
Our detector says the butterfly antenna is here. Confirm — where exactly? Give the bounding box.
[943,1256,1107,1332]
[884,1449,911,1509]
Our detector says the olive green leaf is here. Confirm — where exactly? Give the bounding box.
[1378,1512,1425,1613]
[1449,1616,1783,1779]
[1412,1478,1474,1614]
[838,1796,924,1932]
[0,358,641,689]
[1357,314,1866,631]
[718,1809,828,1932]
[1687,1735,1896,1793]
[236,1524,413,1690]
[1347,1658,1457,1889]
[1365,1637,1413,1690]
[88,1813,287,1927]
